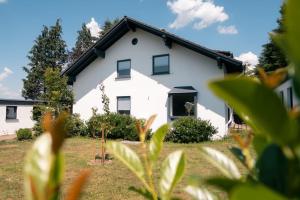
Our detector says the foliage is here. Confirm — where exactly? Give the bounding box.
[100,83,110,115]
[69,23,96,64]
[258,4,288,72]
[165,117,217,143]
[16,128,32,140]
[42,67,74,115]
[86,110,142,141]
[22,19,68,100]
[186,1,300,199]
[33,120,43,137]
[100,18,120,37]
[24,112,90,200]
[65,114,88,137]
[106,115,186,200]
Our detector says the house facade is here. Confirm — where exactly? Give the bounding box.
[276,79,299,109]
[63,17,243,138]
[0,99,36,135]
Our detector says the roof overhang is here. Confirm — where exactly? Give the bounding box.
[168,86,197,95]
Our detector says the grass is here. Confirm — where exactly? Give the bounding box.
[0,135,248,200]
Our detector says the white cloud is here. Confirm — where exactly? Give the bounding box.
[235,52,258,67]
[167,0,229,30]
[217,25,238,35]
[0,67,13,81]
[86,18,102,38]
[0,0,7,4]
[0,67,20,98]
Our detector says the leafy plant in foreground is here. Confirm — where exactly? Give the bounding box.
[106,115,186,200]
[185,0,300,199]
[24,113,90,200]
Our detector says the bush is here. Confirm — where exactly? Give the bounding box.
[165,117,217,143]
[16,128,32,140]
[65,114,87,137]
[86,112,141,141]
[107,113,139,141]
[33,121,43,137]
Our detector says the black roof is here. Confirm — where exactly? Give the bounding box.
[62,16,243,80]
[0,98,42,105]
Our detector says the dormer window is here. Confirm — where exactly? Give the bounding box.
[117,59,131,78]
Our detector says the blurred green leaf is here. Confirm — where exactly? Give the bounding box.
[229,147,245,166]
[185,185,216,200]
[128,186,153,200]
[24,133,64,200]
[252,135,269,157]
[159,150,185,199]
[149,124,169,162]
[208,77,296,145]
[205,177,242,192]
[256,144,288,195]
[200,147,241,179]
[106,142,147,186]
[231,184,287,200]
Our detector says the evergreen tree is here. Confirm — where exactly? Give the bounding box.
[100,18,120,37]
[258,5,287,71]
[69,23,96,64]
[22,19,67,100]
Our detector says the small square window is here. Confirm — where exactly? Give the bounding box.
[153,54,169,75]
[117,96,131,115]
[117,59,131,78]
[6,106,17,120]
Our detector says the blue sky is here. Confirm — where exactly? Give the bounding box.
[0,0,283,98]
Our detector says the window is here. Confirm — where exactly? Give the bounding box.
[287,87,293,109]
[6,106,17,120]
[279,91,284,103]
[168,87,197,119]
[153,54,169,75]
[117,59,131,78]
[117,96,131,115]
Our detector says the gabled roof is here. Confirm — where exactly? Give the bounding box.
[62,16,243,80]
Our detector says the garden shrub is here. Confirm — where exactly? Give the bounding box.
[107,113,139,141]
[16,128,32,140]
[165,117,217,143]
[86,112,141,140]
[65,114,87,137]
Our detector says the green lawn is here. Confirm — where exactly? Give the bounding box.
[0,136,246,200]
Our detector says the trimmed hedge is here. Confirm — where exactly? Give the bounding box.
[16,128,32,140]
[165,117,217,143]
[65,114,88,137]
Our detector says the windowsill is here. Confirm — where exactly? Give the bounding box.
[115,76,131,80]
[6,118,19,122]
[152,72,170,76]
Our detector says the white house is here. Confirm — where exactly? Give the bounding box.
[276,78,299,109]
[63,17,243,138]
[0,99,36,135]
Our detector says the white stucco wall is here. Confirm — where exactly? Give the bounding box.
[276,79,299,108]
[72,29,228,137]
[0,105,35,135]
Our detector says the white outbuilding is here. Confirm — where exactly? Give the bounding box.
[0,99,37,135]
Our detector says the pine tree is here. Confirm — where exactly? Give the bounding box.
[258,5,287,71]
[22,19,67,100]
[100,18,120,37]
[69,23,96,64]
